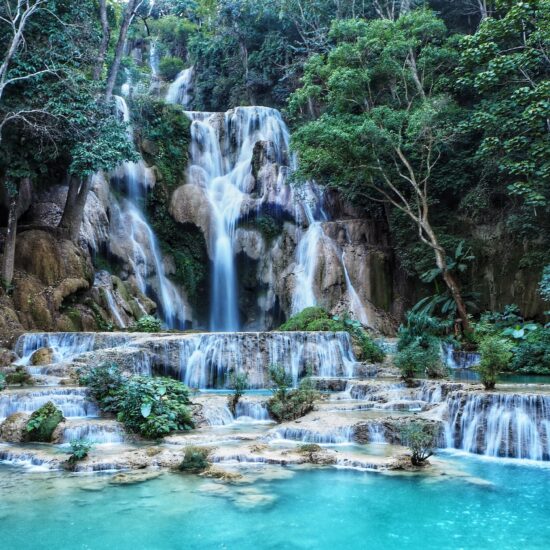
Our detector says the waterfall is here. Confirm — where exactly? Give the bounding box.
[112,94,187,328]
[154,331,358,389]
[0,388,99,420]
[185,107,293,330]
[444,391,550,460]
[60,422,125,444]
[235,400,271,422]
[442,344,481,369]
[342,252,369,326]
[15,333,96,365]
[166,66,194,107]
[149,40,159,79]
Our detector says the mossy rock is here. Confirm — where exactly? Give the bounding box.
[25,402,64,442]
[30,347,54,366]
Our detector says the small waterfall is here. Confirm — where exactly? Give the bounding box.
[149,40,159,79]
[158,331,357,389]
[271,426,353,444]
[15,333,96,365]
[444,392,550,460]
[166,66,194,106]
[200,403,235,426]
[342,251,369,326]
[104,287,126,328]
[235,400,271,422]
[112,94,187,328]
[442,344,481,369]
[368,423,387,444]
[0,388,99,420]
[61,422,125,444]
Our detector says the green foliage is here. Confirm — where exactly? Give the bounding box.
[67,440,93,466]
[117,376,194,439]
[0,374,6,392]
[401,422,437,466]
[397,312,452,351]
[540,265,550,302]
[509,329,550,375]
[25,402,64,443]
[178,446,210,473]
[476,336,513,389]
[5,366,33,386]
[267,366,319,423]
[279,308,385,363]
[81,363,127,414]
[242,215,282,244]
[129,315,163,332]
[159,56,185,80]
[227,371,249,415]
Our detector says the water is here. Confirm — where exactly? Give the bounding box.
[15,332,96,365]
[1,459,550,549]
[166,66,194,106]
[112,94,187,328]
[444,391,550,460]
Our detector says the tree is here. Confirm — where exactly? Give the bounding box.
[105,0,144,101]
[476,335,513,389]
[93,0,111,81]
[290,10,473,332]
[401,421,437,465]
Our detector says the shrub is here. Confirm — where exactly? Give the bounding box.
[0,374,5,392]
[394,337,446,382]
[159,56,185,81]
[26,402,64,442]
[509,329,550,375]
[476,336,513,389]
[178,446,210,473]
[5,366,33,386]
[129,315,163,333]
[397,312,451,351]
[66,440,93,468]
[267,366,319,423]
[117,376,194,439]
[401,422,437,466]
[227,371,248,415]
[280,308,385,363]
[81,363,126,413]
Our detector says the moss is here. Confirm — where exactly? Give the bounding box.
[178,446,210,473]
[278,307,330,331]
[240,214,283,245]
[25,402,64,442]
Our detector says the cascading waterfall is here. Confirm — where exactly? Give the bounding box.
[166,66,194,107]
[112,94,187,328]
[60,422,125,444]
[444,391,550,460]
[185,107,294,330]
[15,333,96,365]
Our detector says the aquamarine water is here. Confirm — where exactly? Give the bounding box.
[1,455,550,549]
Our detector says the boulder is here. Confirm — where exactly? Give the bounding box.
[30,347,54,365]
[0,347,17,367]
[0,412,31,443]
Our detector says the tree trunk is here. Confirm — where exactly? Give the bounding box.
[93,0,110,81]
[105,0,139,101]
[58,175,93,242]
[432,246,472,334]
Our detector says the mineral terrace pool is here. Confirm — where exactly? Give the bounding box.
[1,454,550,550]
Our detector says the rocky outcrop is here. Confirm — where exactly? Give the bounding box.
[0,412,31,443]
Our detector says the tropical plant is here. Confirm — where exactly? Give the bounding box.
[25,402,64,442]
[81,363,127,413]
[178,446,210,473]
[66,440,93,467]
[159,56,185,80]
[401,422,437,466]
[117,376,194,439]
[227,371,249,415]
[476,336,513,389]
[129,315,163,333]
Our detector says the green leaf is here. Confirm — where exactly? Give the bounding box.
[141,402,152,418]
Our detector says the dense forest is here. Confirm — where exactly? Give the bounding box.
[0,0,549,374]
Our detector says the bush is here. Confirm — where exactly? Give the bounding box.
[394,338,445,382]
[0,374,5,392]
[66,440,93,468]
[267,365,319,423]
[401,422,437,466]
[26,402,64,442]
[476,336,513,389]
[117,376,194,439]
[129,315,163,333]
[279,308,385,363]
[81,363,126,413]
[178,446,210,473]
[227,371,248,415]
[5,366,33,386]
[159,56,185,81]
[397,312,451,351]
[509,330,550,374]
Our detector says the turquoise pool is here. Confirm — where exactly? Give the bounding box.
[1,455,549,549]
